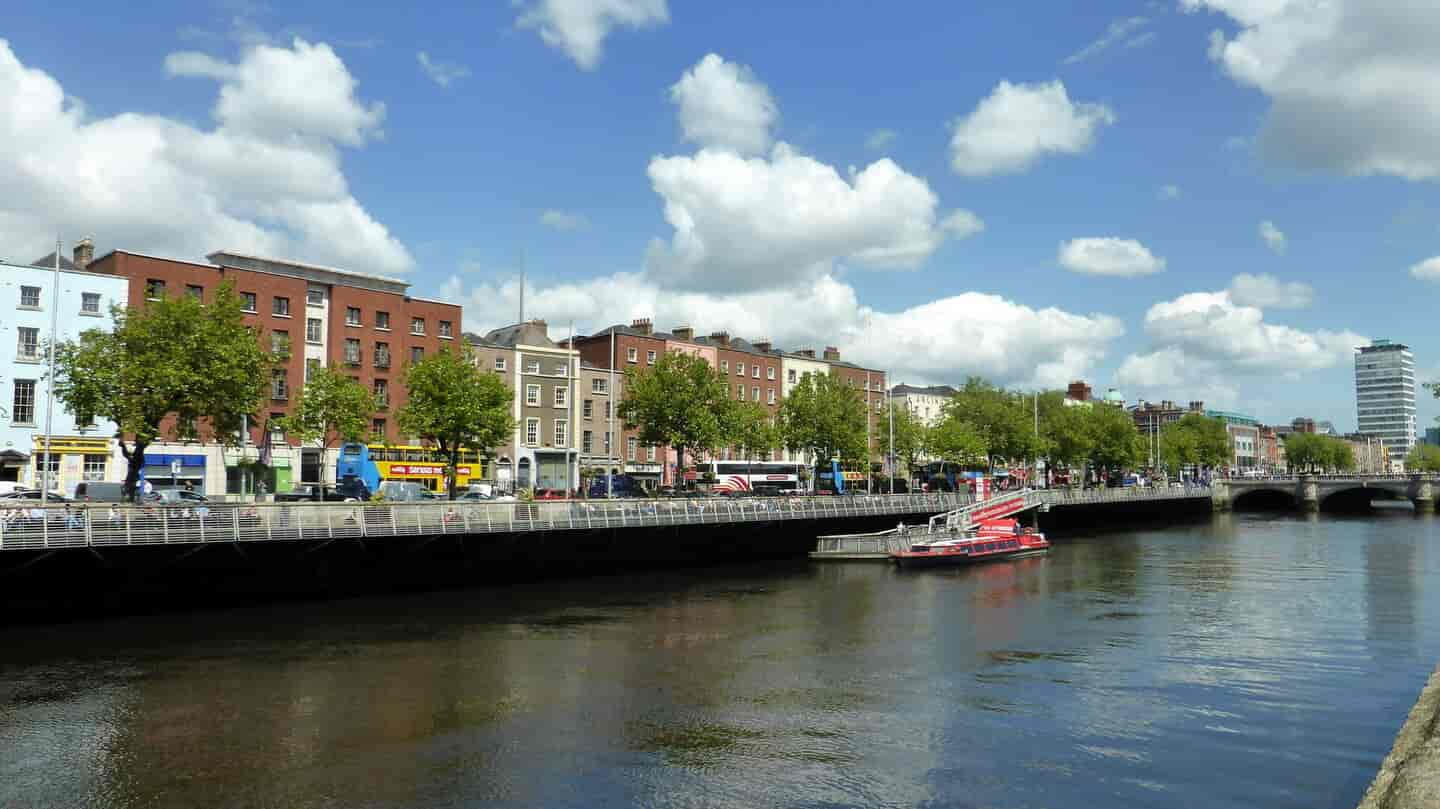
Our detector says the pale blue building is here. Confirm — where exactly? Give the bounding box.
[0,250,129,493]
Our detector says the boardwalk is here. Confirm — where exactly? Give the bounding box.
[0,486,1214,553]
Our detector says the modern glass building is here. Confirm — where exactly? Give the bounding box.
[1354,339,1416,470]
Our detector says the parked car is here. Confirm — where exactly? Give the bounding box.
[275,480,371,502]
[150,488,210,505]
[0,489,70,503]
[377,480,440,501]
[74,482,129,503]
[533,488,569,500]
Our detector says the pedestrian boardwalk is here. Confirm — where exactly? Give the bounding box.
[0,486,1214,553]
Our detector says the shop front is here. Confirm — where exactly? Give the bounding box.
[142,452,207,493]
[30,436,114,495]
[0,448,27,483]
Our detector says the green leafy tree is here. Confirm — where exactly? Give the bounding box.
[885,401,929,481]
[53,282,271,501]
[929,415,987,469]
[397,347,515,499]
[944,377,1042,468]
[727,401,780,483]
[1086,403,1144,472]
[276,365,376,495]
[1327,439,1356,472]
[619,351,734,485]
[776,371,867,466]
[1408,443,1440,472]
[1043,403,1095,474]
[1158,414,1231,475]
[1282,432,1326,472]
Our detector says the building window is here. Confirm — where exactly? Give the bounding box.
[767,367,775,380]
[582,430,593,453]
[273,296,290,316]
[19,284,43,309]
[627,437,638,461]
[583,399,593,418]
[344,338,361,365]
[604,401,612,419]
[721,360,729,373]
[526,384,541,406]
[374,342,390,369]
[410,347,424,364]
[371,418,386,437]
[374,378,389,407]
[269,412,285,439]
[81,292,102,314]
[525,418,540,446]
[305,358,320,383]
[525,359,541,374]
[768,388,776,405]
[34,453,59,477]
[83,454,107,481]
[306,289,324,306]
[647,445,657,462]
[752,386,760,401]
[239,292,257,313]
[186,284,203,301]
[410,317,425,335]
[346,306,361,326]
[271,330,290,357]
[144,280,164,301]
[554,419,568,446]
[604,431,612,453]
[11,379,36,424]
[736,383,744,399]
[271,370,288,400]
[591,378,608,394]
[306,318,323,343]
[494,357,506,371]
[16,327,39,361]
[626,347,638,363]
[438,320,453,339]
[752,366,760,379]
[554,387,567,408]
[646,350,657,364]
[736,362,745,377]
[375,311,390,330]
[554,362,568,377]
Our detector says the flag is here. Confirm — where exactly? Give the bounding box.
[259,424,273,467]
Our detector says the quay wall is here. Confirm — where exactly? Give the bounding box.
[1357,665,1440,809]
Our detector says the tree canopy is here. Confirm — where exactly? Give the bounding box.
[1157,414,1232,475]
[276,364,375,486]
[943,377,1042,466]
[1408,443,1440,472]
[775,371,867,464]
[397,347,514,498]
[1283,432,1354,473]
[885,401,929,478]
[728,401,780,465]
[618,351,734,477]
[53,282,271,500]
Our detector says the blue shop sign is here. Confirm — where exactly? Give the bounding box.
[146,454,206,468]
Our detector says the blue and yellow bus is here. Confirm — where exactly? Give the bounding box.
[338,443,487,493]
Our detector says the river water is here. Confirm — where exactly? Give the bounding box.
[3,510,1439,808]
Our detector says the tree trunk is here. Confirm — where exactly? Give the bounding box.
[121,440,148,503]
[447,447,459,500]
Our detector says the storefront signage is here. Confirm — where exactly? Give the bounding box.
[385,465,472,476]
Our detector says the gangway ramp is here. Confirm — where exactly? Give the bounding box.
[813,490,1044,561]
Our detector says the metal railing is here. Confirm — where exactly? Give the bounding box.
[0,486,1217,553]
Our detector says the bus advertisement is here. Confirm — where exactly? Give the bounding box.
[701,461,804,494]
[337,443,486,494]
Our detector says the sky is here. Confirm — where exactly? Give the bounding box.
[2,0,1438,432]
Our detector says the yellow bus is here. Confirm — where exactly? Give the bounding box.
[364,444,486,492]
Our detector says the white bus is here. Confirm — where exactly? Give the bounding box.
[700,461,804,494]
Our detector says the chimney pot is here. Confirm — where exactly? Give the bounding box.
[672,326,694,341]
[822,346,841,361]
[754,339,772,353]
[73,237,94,271]
[631,318,653,335]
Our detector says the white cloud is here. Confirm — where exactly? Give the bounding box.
[1409,257,1440,281]
[416,51,470,87]
[1125,31,1158,49]
[1185,0,1440,181]
[940,209,986,239]
[669,53,777,155]
[0,37,411,274]
[1258,219,1286,254]
[516,0,668,70]
[1058,237,1165,276]
[1116,285,1365,404]
[1227,272,1313,308]
[539,209,589,230]
[949,80,1115,176]
[1157,184,1181,200]
[1064,16,1149,65]
[864,128,897,151]
[443,272,1122,389]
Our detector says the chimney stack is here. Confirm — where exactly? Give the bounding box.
[708,330,730,347]
[631,317,653,335]
[73,237,94,271]
[754,339,772,353]
[672,326,694,341]
[796,348,815,359]
[822,346,841,361]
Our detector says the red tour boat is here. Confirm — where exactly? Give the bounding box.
[890,518,1050,569]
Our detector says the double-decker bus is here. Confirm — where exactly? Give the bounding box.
[700,461,804,494]
[337,443,486,494]
[813,459,868,494]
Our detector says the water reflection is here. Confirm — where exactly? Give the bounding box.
[2,515,1439,808]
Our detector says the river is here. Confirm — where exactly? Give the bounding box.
[2,510,1438,808]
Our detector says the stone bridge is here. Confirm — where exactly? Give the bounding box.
[1214,475,1438,512]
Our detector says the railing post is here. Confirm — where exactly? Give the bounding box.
[231,507,240,541]
[326,507,334,539]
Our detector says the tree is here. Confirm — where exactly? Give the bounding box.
[1408,443,1440,472]
[276,365,375,494]
[618,351,734,485]
[1043,403,1095,474]
[944,377,1041,468]
[1158,414,1231,475]
[397,347,514,499]
[885,402,928,481]
[1327,439,1356,473]
[53,282,271,501]
[728,401,779,485]
[929,416,987,468]
[776,371,867,467]
[1283,433,1326,472]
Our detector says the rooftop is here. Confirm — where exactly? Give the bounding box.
[207,250,409,288]
[891,384,957,397]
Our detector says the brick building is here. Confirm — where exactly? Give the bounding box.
[85,249,461,494]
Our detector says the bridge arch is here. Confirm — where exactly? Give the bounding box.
[1318,486,1408,512]
[1231,487,1296,511]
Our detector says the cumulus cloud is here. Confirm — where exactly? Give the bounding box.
[646,56,980,293]
[1258,219,1286,254]
[416,51,470,87]
[1227,272,1313,308]
[670,53,778,155]
[539,209,589,230]
[1058,237,1165,277]
[1185,0,1440,181]
[864,129,897,151]
[1409,257,1440,281]
[516,0,668,70]
[949,80,1115,176]
[0,37,411,274]
[1157,184,1181,200]
[1064,16,1149,65]
[443,272,1123,389]
[1116,285,1365,405]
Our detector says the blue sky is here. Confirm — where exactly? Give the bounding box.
[3,0,1438,431]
